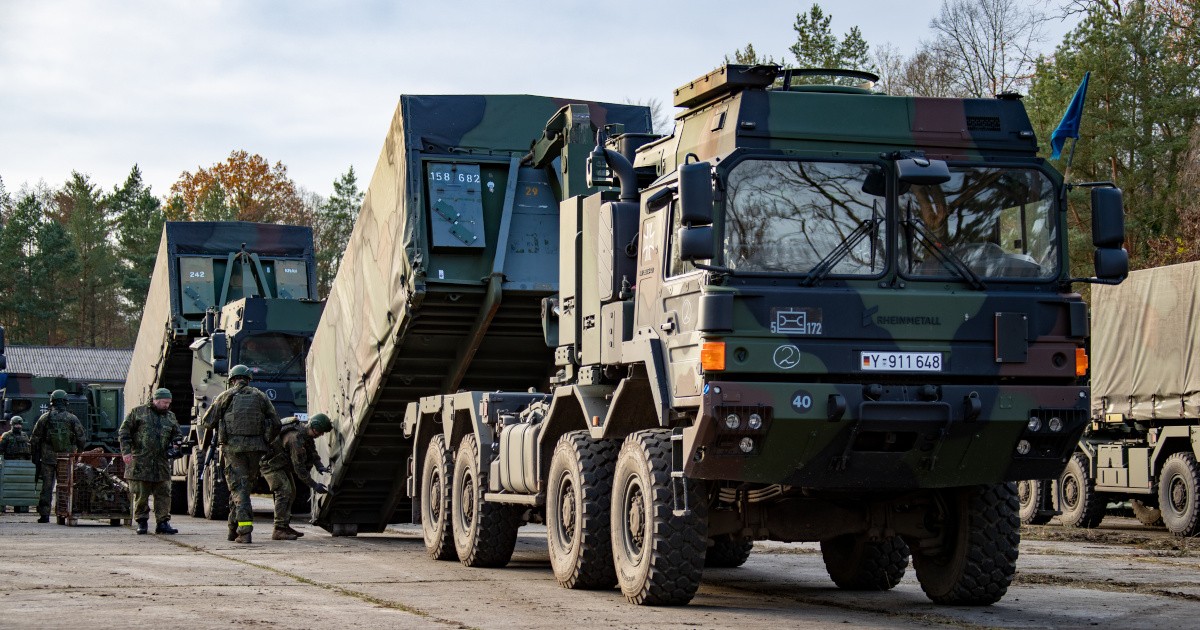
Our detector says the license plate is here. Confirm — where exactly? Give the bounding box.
[860,351,943,372]
[294,413,308,421]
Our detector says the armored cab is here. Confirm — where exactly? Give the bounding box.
[308,95,652,534]
[124,221,321,517]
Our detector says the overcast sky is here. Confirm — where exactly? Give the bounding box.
[0,0,1081,200]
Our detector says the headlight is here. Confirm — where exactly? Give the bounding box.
[739,437,754,453]
[1016,439,1031,455]
[1027,417,1042,432]
[748,413,763,430]
[1048,417,1063,432]
[724,413,741,430]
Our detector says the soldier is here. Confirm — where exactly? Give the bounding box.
[261,413,333,540]
[0,416,33,460]
[29,390,86,523]
[119,388,180,535]
[201,364,279,544]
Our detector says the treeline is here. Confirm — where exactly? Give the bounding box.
[0,153,362,348]
[732,0,1199,277]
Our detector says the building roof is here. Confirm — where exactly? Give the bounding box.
[5,345,133,384]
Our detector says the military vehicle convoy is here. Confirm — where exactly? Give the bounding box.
[310,64,1127,606]
[124,222,322,519]
[1028,261,1200,536]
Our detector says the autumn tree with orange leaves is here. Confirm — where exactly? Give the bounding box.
[167,150,310,225]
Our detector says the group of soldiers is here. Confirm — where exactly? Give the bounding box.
[0,363,332,543]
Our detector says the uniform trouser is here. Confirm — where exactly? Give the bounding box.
[224,451,263,534]
[38,462,58,517]
[129,479,171,523]
[261,467,293,528]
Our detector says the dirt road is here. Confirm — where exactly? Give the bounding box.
[2,508,1198,629]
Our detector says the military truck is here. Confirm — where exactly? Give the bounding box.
[1,373,124,451]
[1028,261,1200,536]
[124,221,322,519]
[310,65,1127,606]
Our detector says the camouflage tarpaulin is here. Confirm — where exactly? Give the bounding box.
[1092,261,1200,420]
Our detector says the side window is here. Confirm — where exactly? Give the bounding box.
[667,203,689,277]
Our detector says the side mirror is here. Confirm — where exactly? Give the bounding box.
[213,359,229,376]
[1095,248,1128,281]
[211,332,228,360]
[896,158,951,185]
[1091,187,1125,248]
[679,225,715,261]
[678,161,714,225]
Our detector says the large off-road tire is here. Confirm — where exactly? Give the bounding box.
[547,431,618,589]
[821,534,910,591]
[912,483,1019,606]
[186,455,203,517]
[421,434,456,561]
[1018,480,1052,525]
[1158,452,1200,537]
[705,534,754,568]
[452,434,521,567]
[1130,498,1163,527]
[1059,453,1105,529]
[611,429,707,606]
[202,456,230,521]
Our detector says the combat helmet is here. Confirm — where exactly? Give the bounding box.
[9,415,23,427]
[308,413,332,434]
[229,364,253,381]
[51,389,68,402]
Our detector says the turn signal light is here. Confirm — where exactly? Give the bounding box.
[1075,348,1089,377]
[701,341,726,371]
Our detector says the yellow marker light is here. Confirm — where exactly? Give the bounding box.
[1075,347,1089,377]
[701,341,726,371]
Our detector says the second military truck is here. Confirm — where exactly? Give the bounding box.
[310,65,1128,606]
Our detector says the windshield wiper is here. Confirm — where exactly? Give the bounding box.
[801,215,883,287]
[902,213,987,290]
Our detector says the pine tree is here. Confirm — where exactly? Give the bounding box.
[54,172,121,346]
[110,165,166,344]
[0,193,44,342]
[313,167,363,298]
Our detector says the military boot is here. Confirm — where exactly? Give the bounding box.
[272,527,298,541]
[155,520,178,535]
[37,514,50,523]
[233,532,252,544]
[282,525,305,538]
[136,518,149,535]
[228,524,238,541]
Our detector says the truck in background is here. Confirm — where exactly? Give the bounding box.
[1032,262,1200,535]
[310,65,1128,606]
[1,374,124,452]
[124,222,322,519]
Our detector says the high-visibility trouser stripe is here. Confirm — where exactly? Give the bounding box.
[238,521,253,527]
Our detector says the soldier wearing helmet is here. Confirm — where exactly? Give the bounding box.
[119,388,180,535]
[201,364,280,544]
[29,390,86,522]
[0,416,33,460]
[260,413,334,540]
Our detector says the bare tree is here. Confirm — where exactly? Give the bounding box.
[929,0,1047,97]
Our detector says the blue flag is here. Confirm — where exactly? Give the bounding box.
[1050,72,1090,160]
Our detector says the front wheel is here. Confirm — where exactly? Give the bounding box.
[186,455,203,517]
[451,434,521,567]
[202,455,229,521]
[1058,453,1105,529]
[1158,452,1200,536]
[1017,480,1052,525]
[546,431,618,589]
[420,435,456,561]
[611,429,707,606]
[821,534,909,590]
[912,483,1019,606]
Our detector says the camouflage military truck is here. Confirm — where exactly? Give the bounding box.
[310,65,1127,606]
[1,374,123,451]
[124,222,323,519]
[1027,261,1200,536]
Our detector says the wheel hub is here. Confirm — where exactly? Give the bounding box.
[461,475,475,525]
[560,485,576,539]
[429,474,443,521]
[626,486,645,552]
[1170,476,1188,512]
[1063,476,1080,508]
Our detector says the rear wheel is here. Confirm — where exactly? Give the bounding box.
[1017,480,1052,525]
[1130,498,1163,526]
[186,455,203,517]
[821,534,909,590]
[611,429,707,605]
[202,456,229,521]
[705,534,754,568]
[1059,453,1105,529]
[912,483,1019,605]
[420,435,456,561]
[452,434,521,567]
[1158,452,1200,537]
[547,431,618,589]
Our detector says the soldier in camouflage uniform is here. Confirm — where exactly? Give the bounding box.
[119,388,180,535]
[202,363,280,544]
[261,413,333,540]
[29,390,86,523]
[0,416,32,460]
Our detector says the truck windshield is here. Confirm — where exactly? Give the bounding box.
[237,334,309,379]
[899,166,1058,280]
[723,160,885,275]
